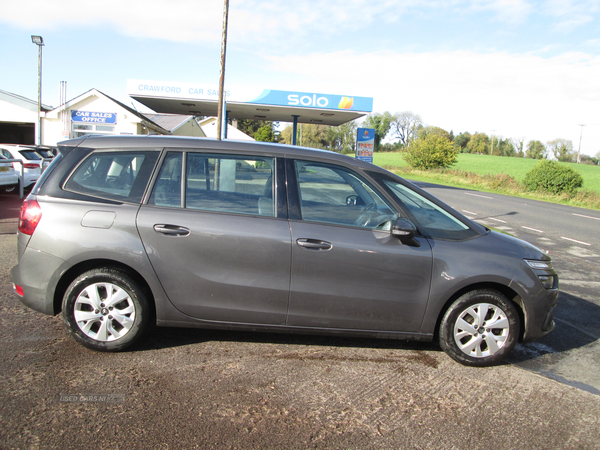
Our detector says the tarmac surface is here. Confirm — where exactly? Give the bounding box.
[1,192,599,449]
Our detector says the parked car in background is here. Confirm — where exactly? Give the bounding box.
[0,154,19,194]
[29,145,58,160]
[0,144,44,189]
[11,135,559,366]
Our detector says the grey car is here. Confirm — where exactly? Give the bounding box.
[11,135,558,366]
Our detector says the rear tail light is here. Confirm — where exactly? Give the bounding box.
[19,199,42,235]
[24,163,40,169]
[13,284,24,297]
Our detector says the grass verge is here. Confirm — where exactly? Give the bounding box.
[382,166,600,211]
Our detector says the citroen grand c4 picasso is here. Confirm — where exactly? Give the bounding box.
[11,135,558,366]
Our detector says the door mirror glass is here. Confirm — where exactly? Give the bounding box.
[392,218,416,237]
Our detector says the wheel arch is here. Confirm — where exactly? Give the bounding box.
[53,259,156,323]
[432,282,526,342]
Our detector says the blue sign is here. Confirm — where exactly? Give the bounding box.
[72,111,117,124]
[356,128,375,163]
[248,90,373,112]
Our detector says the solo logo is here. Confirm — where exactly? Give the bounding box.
[287,93,355,109]
[287,94,330,108]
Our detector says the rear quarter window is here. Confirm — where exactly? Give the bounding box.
[64,150,159,203]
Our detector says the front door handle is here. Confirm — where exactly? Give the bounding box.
[153,224,190,237]
[296,238,333,251]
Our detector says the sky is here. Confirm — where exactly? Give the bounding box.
[1,0,599,156]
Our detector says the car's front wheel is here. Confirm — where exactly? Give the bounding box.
[439,289,520,366]
[62,268,149,351]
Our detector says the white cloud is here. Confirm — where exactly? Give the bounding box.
[0,0,553,44]
[544,0,600,32]
[467,0,534,23]
[262,49,600,154]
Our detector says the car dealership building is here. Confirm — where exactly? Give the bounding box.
[0,80,373,146]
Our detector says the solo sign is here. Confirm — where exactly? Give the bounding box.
[71,111,117,124]
[356,128,375,163]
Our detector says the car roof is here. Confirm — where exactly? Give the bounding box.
[58,134,380,172]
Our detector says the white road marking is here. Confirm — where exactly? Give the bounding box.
[561,237,592,246]
[573,213,600,221]
[465,192,493,199]
[522,226,544,233]
[462,210,477,215]
[488,217,507,223]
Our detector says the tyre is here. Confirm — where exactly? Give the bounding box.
[62,268,149,351]
[439,289,520,366]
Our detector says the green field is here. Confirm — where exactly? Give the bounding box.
[374,153,600,193]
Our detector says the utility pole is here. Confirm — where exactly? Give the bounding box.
[217,0,229,141]
[577,124,586,164]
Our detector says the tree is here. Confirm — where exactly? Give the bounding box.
[511,137,525,157]
[253,124,276,142]
[404,134,459,169]
[390,111,422,148]
[547,139,575,163]
[497,138,516,157]
[278,123,329,149]
[235,119,275,139]
[524,160,583,195]
[326,121,357,154]
[417,126,452,141]
[526,140,546,159]
[362,112,393,151]
[454,132,471,152]
[466,133,490,154]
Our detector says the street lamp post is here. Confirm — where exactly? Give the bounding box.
[31,35,44,146]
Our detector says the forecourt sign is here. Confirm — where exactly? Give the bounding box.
[127,79,373,130]
[356,128,375,163]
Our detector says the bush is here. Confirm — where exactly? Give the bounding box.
[523,160,583,195]
[404,134,458,169]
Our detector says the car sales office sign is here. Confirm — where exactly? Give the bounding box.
[71,110,117,124]
[356,128,375,163]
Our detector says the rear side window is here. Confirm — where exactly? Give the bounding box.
[148,152,275,217]
[65,151,159,203]
[19,150,41,160]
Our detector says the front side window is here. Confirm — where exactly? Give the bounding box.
[295,161,396,229]
[65,151,159,203]
[382,180,477,240]
[149,152,275,217]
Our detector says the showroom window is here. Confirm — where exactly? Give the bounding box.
[72,123,116,138]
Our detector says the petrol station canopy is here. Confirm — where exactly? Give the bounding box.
[127,79,373,127]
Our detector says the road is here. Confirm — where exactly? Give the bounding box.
[414,181,600,395]
[1,190,600,448]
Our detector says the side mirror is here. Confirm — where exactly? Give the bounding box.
[392,218,420,246]
[346,195,358,206]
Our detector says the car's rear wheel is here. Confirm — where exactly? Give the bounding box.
[439,289,520,366]
[62,268,149,351]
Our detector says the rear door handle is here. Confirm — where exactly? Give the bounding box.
[153,224,190,237]
[296,238,333,251]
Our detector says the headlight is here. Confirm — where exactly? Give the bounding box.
[524,260,557,289]
[524,260,552,270]
[537,275,556,289]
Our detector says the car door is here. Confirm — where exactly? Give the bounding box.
[287,160,433,332]
[137,151,291,325]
